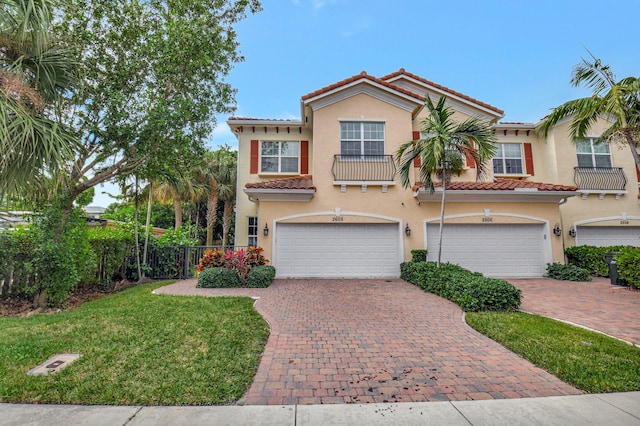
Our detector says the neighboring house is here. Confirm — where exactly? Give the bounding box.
[228,69,639,279]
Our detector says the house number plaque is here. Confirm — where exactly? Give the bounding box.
[481,217,493,223]
[332,216,344,222]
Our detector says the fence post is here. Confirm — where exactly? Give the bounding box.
[183,246,190,280]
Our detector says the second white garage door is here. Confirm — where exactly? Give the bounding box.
[426,223,547,278]
[275,223,400,278]
[576,226,640,247]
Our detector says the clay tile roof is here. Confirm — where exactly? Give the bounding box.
[245,175,316,190]
[380,68,504,115]
[228,117,299,122]
[411,178,576,192]
[301,71,424,102]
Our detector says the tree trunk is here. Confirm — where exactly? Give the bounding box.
[622,128,640,171]
[143,181,153,267]
[206,192,219,246]
[437,184,446,267]
[222,200,233,247]
[174,197,183,229]
[134,177,142,282]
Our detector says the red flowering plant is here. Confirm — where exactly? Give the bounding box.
[196,246,269,282]
[196,248,226,273]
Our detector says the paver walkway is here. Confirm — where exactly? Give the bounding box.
[509,277,640,346]
[157,279,580,405]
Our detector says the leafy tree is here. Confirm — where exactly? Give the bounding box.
[0,0,79,199]
[395,96,496,265]
[537,53,640,169]
[46,0,261,222]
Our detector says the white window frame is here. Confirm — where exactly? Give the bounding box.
[576,138,612,168]
[260,141,300,174]
[493,143,524,175]
[247,216,258,247]
[340,121,385,158]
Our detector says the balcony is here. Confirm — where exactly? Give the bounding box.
[573,167,627,199]
[332,155,396,192]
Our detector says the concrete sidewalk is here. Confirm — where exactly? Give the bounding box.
[2,392,640,425]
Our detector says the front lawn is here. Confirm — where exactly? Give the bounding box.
[0,282,269,405]
[466,312,640,393]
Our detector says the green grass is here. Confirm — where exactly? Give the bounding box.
[466,312,640,393]
[0,282,269,405]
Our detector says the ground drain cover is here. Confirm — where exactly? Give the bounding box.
[27,353,82,376]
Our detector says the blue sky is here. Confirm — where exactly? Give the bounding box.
[93,0,640,206]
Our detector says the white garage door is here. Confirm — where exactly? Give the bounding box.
[576,226,640,247]
[426,224,546,278]
[275,223,400,278]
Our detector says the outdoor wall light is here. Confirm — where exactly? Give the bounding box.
[569,226,576,238]
[553,223,562,236]
[263,223,269,237]
[405,224,411,236]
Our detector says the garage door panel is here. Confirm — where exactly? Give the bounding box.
[426,224,546,278]
[576,226,640,247]
[275,223,400,278]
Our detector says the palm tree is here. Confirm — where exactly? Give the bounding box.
[396,96,497,266]
[218,151,237,247]
[0,0,79,199]
[537,54,640,169]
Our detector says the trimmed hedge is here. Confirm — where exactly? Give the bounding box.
[246,265,276,288]
[400,261,522,312]
[565,245,626,277]
[616,247,640,289]
[197,267,241,288]
[545,263,591,282]
[410,249,428,263]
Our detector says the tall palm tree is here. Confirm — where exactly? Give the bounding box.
[0,0,79,199]
[537,54,640,169]
[396,96,497,266]
[218,151,237,247]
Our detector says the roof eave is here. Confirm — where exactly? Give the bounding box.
[243,188,315,202]
[414,189,577,203]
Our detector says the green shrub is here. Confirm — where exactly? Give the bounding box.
[545,263,591,282]
[410,249,428,262]
[246,265,276,288]
[565,245,626,277]
[83,226,135,288]
[0,226,37,298]
[400,262,521,312]
[197,267,241,288]
[616,247,640,289]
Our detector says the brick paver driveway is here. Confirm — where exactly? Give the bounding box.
[509,277,640,346]
[238,279,579,405]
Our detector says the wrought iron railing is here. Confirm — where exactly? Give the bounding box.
[332,155,396,182]
[147,245,247,279]
[573,167,627,191]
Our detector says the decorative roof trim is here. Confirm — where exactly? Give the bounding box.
[381,68,504,116]
[414,188,577,203]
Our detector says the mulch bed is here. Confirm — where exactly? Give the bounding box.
[0,282,138,317]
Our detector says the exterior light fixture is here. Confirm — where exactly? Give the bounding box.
[405,224,411,236]
[553,223,562,236]
[263,223,269,237]
[569,226,576,238]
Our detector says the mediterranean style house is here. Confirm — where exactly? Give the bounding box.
[228,69,640,279]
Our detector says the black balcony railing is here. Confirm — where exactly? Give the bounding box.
[573,167,627,191]
[332,155,396,182]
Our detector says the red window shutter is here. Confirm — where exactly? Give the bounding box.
[412,131,421,167]
[524,143,534,175]
[250,140,259,174]
[300,140,309,174]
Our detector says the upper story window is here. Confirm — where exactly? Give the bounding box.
[340,122,385,156]
[260,141,299,173]
[493,143,523,174]
[576,138,612,168]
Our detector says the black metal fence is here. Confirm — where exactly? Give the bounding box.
[147,246,248,279]
[574,167,627,191]
[332,155,396,182]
